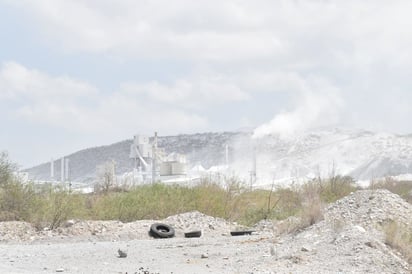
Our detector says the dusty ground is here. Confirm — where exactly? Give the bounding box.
[0,190,410,274]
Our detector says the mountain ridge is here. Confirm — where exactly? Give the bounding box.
[24,128,412,186]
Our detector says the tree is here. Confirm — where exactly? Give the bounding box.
[0,151,16,186]
[0,151,37,221]
[94,160,117,193]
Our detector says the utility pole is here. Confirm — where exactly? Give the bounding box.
[50,158,55,182]
[250,146,257,189]
[60,157,65,183]
[112,159,116,188]
[65,158,71,191]
[225,144,229,167]
[152,132,158,184]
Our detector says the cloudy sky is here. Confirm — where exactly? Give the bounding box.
[1,0,412,168]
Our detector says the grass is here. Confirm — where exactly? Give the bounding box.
[384,221,412,264]
[2,166,411,262]
[0,151,376,231]
[369,177,412,204]
[0,174,358,229]
[3,152,412,265]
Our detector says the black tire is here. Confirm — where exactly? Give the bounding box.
[230,230,255,236]
[149,223,175,238]
[184,230,202,238]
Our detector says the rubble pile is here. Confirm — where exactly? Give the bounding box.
[0,221,36,242]
[0,189,410,273]
[258,189,412,273]
[325,189,412,229]
[163,211,242,237]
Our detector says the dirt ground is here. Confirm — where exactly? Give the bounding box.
[0,234,281,274]
[0,190,410,273]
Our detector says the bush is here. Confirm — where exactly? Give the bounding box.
[317,175,358,203]
[0,152,15,184]
[0,152,42,222]
[384,221,412,264]
[370,178,412,204]
[33,186,87,229]
[0,153,358,232]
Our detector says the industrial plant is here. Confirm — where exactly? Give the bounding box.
[128,132,188,184]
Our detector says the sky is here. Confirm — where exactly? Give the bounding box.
[1,0,412,168]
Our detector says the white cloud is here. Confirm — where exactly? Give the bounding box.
[5,0,412,67]
[0,61,98,101]
[0,62,209,135]
[0,1,320,61]
[3,0,412,137]
[96,92,208,134]
[120,74,249,108]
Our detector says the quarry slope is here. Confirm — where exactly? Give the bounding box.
[25,128,412,186]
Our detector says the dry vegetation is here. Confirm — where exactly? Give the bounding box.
[370,177,412,203]
[1,151,411,255]
[384,221,412,264]
[0,152,360,229]
[371,178,412,264]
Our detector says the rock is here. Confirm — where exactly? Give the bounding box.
[118,249,127,258]
[270,246,276,256]
[55,268,64,272]
[201,253,209,259]
[364,241,377,249]
[63,220,76,228]
[354,226,366,233]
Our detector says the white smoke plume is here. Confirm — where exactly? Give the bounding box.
[253,80,343,139]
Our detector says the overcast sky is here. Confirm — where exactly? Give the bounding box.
[1,0,412,168]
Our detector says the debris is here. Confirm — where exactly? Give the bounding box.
[184,230,202,238]
[230,230,255,236]
[118,249,127,258]
[149,223,175,239]
[364,241,377,249]
[270,246,276,256]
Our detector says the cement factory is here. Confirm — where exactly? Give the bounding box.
[128,132,188,184]
[43,131,260,192]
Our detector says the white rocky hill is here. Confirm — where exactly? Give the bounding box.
[24,128,412,187]
[240,127,412,186]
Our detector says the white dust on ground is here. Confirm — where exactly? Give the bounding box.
[0,189,410,273]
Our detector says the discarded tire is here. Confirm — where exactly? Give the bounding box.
[230,230,255,236]
[149,223,175,238]
[184,230,202,238]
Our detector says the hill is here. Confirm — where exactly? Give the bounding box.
[24,128,412,186]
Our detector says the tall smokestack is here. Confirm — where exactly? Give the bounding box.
[250,146,257,189]
[65,158,70,182]
[225,144,229,167]
[50,158,54,181]
[61,157,65,183]
[152,132,158,184]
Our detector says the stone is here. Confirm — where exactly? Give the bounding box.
[118,249,127,258]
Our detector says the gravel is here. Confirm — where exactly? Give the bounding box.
[0,189,410,273]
